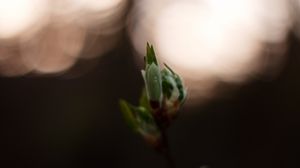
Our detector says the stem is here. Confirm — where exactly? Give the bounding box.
[153,107,175,168]
[160,128,175,168]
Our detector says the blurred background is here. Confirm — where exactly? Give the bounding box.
[1,0,300,167]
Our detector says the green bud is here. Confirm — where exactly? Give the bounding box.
[161,64,187,117]
[119,99,161,145]
[142,43,164,109]
[142,64,163,109]
[119,43,188,150]
[164,63,187,103]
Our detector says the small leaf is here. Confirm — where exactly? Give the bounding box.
[164,63,187,102]
[146,43,158,65]
[139,88,151,112]
[161,69,175,99]
[119,99,138,131]
[132,106,161,140]
[133,106,152,122]
[174,76,187,102]
[164,63,175,75]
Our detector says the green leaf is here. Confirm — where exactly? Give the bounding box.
[164,63,175,75]
[135,107,154,124]
[139,88,151,112]
[135,107,160,136]
[119,99,138,131]
[145,63,162,105]
[119,99,159,137]
[174,76,186,102]
[146,43,158,65]
[161,69,175,97]
[163,63,187,102]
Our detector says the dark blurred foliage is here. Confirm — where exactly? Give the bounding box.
[1,24,300,168]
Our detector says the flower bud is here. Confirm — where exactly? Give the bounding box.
[142,44,163,109]
[161,64,187,117]
[142,63,163,108]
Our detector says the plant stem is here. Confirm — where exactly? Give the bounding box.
[154,107,175,168]
[160,128,175,168]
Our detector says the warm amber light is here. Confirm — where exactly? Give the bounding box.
[0,0,128,76]
[129,0,291,103]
